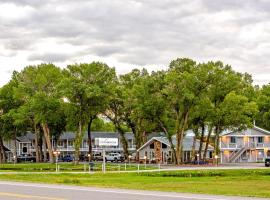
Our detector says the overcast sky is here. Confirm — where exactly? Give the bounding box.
[0,0,270,86]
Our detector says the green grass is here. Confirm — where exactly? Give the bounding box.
[0,169,270,198]
[0,162,155,172]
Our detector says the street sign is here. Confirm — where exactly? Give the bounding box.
[95,138,118,146]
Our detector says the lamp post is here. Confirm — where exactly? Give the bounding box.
[197,153,200,165]
[215,155,219,167]
[13,155,16,165]
[128,155,132,166]
[144,155,147,169]
[88,154,91,162]
[53,150,60,172]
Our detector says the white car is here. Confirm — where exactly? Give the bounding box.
[105,153,124,162]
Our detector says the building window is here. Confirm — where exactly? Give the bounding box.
[68,141,73,147]
[209,151,213,159]
[57,140,64,147]
[162,143,167,149]
[230,137,236,144]
[128,139,133,148]
[258,137,264,143]
[150,143,154,149]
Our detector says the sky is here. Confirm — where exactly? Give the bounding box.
[0,0,270,86]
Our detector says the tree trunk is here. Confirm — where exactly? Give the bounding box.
[203,126,213,161]
[191,128,199,162]
[41,122,54,163]
[117,125,129,159]
[0,135,6,163]
[87,117,94,162]
[74,120,82,165]
[13,135,17,164]
[168,136,177,164]
[160,122,177,164]
[177,111,189,164]
[175,114,182,164]
[42,135,47,162]
[198,124,205,160]
[214,126,220,156]
[34,123,40,163]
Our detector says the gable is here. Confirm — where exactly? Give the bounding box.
[222,126,270,137]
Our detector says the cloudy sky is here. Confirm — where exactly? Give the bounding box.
[0,0,270,86]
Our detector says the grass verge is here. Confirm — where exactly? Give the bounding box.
[0,163,155,172]
[0,169,270,198]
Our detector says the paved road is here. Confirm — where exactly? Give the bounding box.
[0,181,268,200]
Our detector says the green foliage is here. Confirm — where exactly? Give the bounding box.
[256,84,270,130]
[0,58,267,164]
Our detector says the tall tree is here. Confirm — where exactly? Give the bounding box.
[256,84,270,130]
[61,62,116,163]
[15,64,63,163]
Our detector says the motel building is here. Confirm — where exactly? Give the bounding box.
[220,126,270,163]
[4,132,136,161]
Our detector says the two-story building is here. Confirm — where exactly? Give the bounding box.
[220,126,270,163]
[4,131,136,161]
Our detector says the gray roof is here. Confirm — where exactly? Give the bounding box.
[17,131,135,142]
[221,126,270,136]
[137,136,214,152]
[60,131,134,140]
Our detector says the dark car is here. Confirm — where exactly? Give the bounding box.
[62,155,74,162]
[265,158,270,167]
[17,154,36,163]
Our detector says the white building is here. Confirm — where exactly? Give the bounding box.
[220,126,270,163]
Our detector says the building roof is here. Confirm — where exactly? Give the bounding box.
[221,126,270,137]
[60,131,134,140]
[16,131,136,142]
[137,136,214,152]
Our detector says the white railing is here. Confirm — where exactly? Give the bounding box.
[221,142,270,149]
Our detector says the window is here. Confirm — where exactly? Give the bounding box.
[128,139,133,148]
[68,140,74,147]
[150,143,154,149]
[57,140,64,147]
[162,143,167,149]
[258,137,264,144]
[209,151,213,159]
[230,137,236,144]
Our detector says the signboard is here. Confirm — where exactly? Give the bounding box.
[95,138,118,146]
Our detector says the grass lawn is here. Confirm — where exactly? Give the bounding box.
[0,169,270,198]
[0,162,155,172]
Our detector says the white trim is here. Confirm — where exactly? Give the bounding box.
[137,137,170,152]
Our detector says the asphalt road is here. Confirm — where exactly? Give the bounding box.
[0,181,268,200]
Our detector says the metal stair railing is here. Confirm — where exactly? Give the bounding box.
[229,147,246,163]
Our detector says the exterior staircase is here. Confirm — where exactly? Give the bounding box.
[229,147,247,163]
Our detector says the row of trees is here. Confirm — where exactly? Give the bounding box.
[0,58,269,164]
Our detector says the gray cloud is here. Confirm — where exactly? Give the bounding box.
[0,0,270,85]
[28,52,72,62]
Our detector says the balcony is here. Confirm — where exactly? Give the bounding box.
[221,142,270,149]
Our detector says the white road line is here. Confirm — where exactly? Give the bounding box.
[0,181,229,200]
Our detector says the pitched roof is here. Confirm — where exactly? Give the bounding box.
[60,131,134,140]
[221,126,270,136]
[137,136,214,152]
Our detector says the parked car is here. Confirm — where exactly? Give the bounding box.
[105,153,124,162]
[17,154,36,163]
[265,158,270,167]
[92,152,103,161]
[62,155,74,162]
